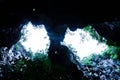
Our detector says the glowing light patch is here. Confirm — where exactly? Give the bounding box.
[19,22,50,56]
[61,28,108,60]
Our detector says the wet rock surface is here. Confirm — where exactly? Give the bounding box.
[81,55,120,80]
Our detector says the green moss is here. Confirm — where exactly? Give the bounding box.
[15,44,21,50]
[33,52,48,61]
[83,25,106,42]
[101,46,120,59]
[18,60,25,65]
[82,57,92,65]
[42,58,52,72]
[12,59,27,73]
[110,54,118,59]
[83,25,92,31]
[85,59,91,65]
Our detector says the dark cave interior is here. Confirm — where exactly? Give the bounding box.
[0,0,120,80]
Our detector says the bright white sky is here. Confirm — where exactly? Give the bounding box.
[61,28,108,60]
[19,22,50,55]
[18,22,108,60]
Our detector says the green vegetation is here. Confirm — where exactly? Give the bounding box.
[10,53,71,80]
[14,44,21,50]
[110,53,118,59]
[82,57,91,65]
[102,46,120,60]
[33,52,48,61]
[83,25,106,42]
[81,54,94,66]
[11,58,27,73]
[83,25,120,60]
